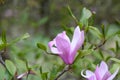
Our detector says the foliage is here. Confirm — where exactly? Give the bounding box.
[0,0,120,80]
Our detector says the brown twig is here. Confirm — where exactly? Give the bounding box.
[54,65,71,80]
[93,40,106,50]
[0,48,6,67]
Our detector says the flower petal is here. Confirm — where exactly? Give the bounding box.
[89,75,97,80]
[81,70,96,80]
[71,26,84,52]
[55,36,71,64]
[57,31,70,43]
[48,40,61,54]
[107,68,119,80]
[102,71,111,80]
[95,61,108,79]
[70,26,84,63]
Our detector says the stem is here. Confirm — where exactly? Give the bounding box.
[93,40,106,50]
[0,48,12,77]
[0,53,5,66]
[0,48,6,67]
[54,65,71,80]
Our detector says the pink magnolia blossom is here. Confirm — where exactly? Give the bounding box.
[48,26,84,65]
[81,61,119,80]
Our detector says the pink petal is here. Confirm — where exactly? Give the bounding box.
[69,26,84,63]
[95,61,108,79]
[48,40,61,54]
[89,75,97,80]
[81,70,96,80]
[86,70,96,80]
[57,31,70,43]
[107,68,119,80]
[55,36,71,64]
[71,26,84,53]
[102,71,111,80]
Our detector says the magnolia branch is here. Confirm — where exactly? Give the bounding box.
[0,48,6,67]
[93,40,106,50]
[54,65,71,80]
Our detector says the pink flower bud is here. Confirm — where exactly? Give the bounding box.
[81,61,119,80]
[48,26,84,65]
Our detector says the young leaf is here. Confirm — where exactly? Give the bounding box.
[0,31,7,50]
[0,64,5,80]
[9,33,30,45]
[78,49,93,57]
[0,44,7,50]
[99,50,104,60]
[21,33,30,40]
[15,59,27,73]
[5,60,16,76]
[1,30,7,44]
[41,72,48,80]
[67,5,80,27]
[110,58,120,64]
[61,25,73,35]
[89,26,103,39]
[39,67,42,74]
[75,49,93,63]
[80,7,92,26]
[106,30,120,40]
[101,24,106,38]
[106,24,120,40]
[37,43,47,51]
[39,67,48,80]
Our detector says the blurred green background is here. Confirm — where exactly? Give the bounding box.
[0,0,120,80]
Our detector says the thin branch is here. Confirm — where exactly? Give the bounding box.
[93,40,106,50]
[0,48,7,67]
[54,65,71,80]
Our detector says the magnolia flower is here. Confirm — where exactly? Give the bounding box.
[48,26,84,65]
[81,61,119,80]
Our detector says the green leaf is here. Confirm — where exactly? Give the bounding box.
[41,72,48,80]
[1,30,7,44]
[5,60,16,76]
[39,67,48,80]
[0,44,7,50]
[0,31,7,50]
[21,33,30,40]
[78,49,93,57]
[0,64,5,80]
[106,30,120,40]
[37,43,47,51]
[110,58,120,64]
[39,67,42,74]
[80,7,92,26]
[101,24,106,38]
[75,49,93,63]
[9,33,30,45]
[15,59,27,73]
[105,56,112,61]
[89,26,103,39]
[62,25,73,35]
[67,6,80,27]
[106,24,120,40]
[110,63,120,73]
[99,50,104,60]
